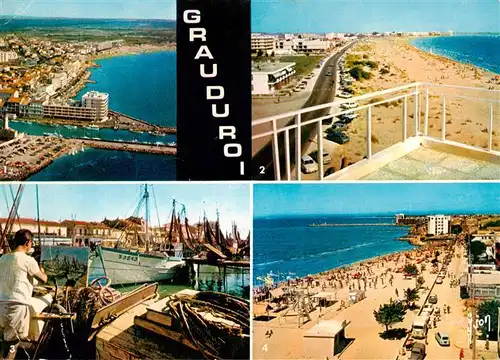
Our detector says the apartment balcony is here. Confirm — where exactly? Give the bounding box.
[252,82,500,180]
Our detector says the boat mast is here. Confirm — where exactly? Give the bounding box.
[144,184,150,251]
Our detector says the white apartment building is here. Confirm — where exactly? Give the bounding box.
[251,34,276,54]
[0,51,18,63]
[43,104,97,121]
[275,38,332,54]
[52,72,69,91]
[0,218,68,237]
[426,215,451,235]
[82,91,109,120]
[252,62,296,95]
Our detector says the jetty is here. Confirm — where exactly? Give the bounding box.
[308,223,397,227]
[79,138,176,155]
[108,110,176,134]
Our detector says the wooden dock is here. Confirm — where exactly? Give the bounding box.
[96,289,202,360]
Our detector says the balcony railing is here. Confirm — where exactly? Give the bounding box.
[251,82,500,180]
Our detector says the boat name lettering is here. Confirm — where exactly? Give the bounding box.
[118,254,138,261]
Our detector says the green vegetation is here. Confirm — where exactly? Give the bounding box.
[349,66,372,81]
[470,241,487,263]
[403,263,419,276]
[0,129,15,141]
[403,288,420,307]
[485,220,500,227]
[279,55,322,76]
[416,276,425,289]
[478,299,500,340]
[374,300,406,333]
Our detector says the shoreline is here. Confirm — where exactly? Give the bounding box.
[407,36,500,75]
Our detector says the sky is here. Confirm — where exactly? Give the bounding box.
[0,183,251,234]
[252,0,500,33]
[0,0,175,20]
[254,182,500,217]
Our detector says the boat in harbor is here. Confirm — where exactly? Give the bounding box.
[167,142,176,147]
[85,125,99,130]
[97,185,188,285]
[130,129,144,134]
[64,125,77,129]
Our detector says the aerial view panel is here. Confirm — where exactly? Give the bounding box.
[251,0,500,181]
[253,182,500,359]
[0,1,177,181]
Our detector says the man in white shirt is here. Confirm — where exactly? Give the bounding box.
[0,229,47,360]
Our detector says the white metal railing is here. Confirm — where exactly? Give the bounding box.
[252,82,500,180]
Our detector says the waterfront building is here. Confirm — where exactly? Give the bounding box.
[82,90,109,120]
[395,213,405,224]
[42,103,97,121]
[0,51,18,63]
[27,100,43,117]
[426,215,451,235]
[62,220,124,247]
[251,34,276,54]
[0,217,68,237]
[251,62,296,95]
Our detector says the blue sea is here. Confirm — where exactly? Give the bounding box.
[411,35,500,74]
[253,215,414,285]
[21,51,177,180]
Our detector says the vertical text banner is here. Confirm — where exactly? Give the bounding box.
[177,0,251,180]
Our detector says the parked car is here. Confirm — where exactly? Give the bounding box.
[337,92,352,99]
[301,155,318,174]
[326,71,332,76]
[311,150,332,165]
[428,294,438,304]
[338,113,359,123]
[326,131,350,144]
[436,277,443,284]
[331,121,346,131]
[409,343,426,360]
[340,102,358,110]
[435,332,450,346]
[422,304,434,315]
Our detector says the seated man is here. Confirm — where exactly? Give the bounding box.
[0,229,48,359]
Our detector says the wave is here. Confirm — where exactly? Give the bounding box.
[254,259,285,267]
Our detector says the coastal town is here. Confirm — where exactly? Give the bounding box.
[0,28,176,180]
[251,30,500,181]
[253,213,500,359]
[0,183,250,359]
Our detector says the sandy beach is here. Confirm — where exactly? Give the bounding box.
[90,43,176,61]
[252,37,500,179]
[252,237,488,359]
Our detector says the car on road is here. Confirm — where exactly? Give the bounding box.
[409,343,426,360]
[340,102,358,110]
[428,294,438,304]
[338,113,359,123]
[338,92,352,99]
[422,304,434,315]
[311,150,332,165]
[435,332,450,346]
[436,277,444,284]
[301,155,318,174]
[331,121,347,131]
[326,71,332,76]
[326,131,350,144]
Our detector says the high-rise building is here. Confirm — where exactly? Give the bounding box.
[82,91,109,120]
[426,215,451,235]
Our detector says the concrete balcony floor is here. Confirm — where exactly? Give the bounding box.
[362,147,500,180]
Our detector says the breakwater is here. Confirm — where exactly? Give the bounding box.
[308,223,397,227]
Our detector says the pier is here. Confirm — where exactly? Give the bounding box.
[308,223,397,227]
[108,110,176,134]
[79,138,176,155]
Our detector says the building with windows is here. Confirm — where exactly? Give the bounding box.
[0,51,18,63]
[426,215,451,235]
[251,62,296,95]
[82,91,109,120]
[42,103,97,121]
[251,34,276,54]
[0,218,67,237]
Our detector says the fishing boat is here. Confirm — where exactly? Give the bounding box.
[130,129,144,134]
[84,125,99,130]
[64,125,77,129]
[167,142,176,147]
[97,185,188,285]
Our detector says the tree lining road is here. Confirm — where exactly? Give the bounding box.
[252,41,357,180]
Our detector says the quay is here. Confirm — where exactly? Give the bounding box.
[108,110,176,134]
[79,138,176,155]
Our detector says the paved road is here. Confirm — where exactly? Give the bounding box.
[252,42,357,180]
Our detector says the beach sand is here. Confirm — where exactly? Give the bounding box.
[252,240,478,359]
[253,37,500,179]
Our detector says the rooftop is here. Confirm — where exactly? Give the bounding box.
[252,62,295,74]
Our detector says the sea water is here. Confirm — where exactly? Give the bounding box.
[411,35,500,74]
[253,215,414,285]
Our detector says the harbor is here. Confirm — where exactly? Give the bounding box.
[0,134,176,181]
[0,183,251,359]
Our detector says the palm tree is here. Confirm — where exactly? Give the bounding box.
[404,288,419,308]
